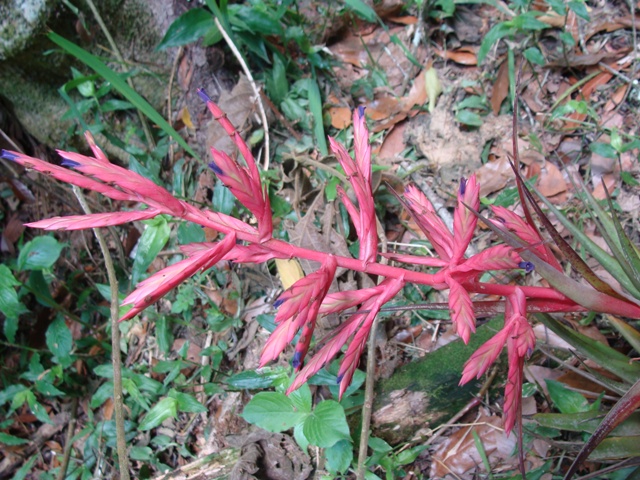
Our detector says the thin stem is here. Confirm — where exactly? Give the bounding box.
[56,397,78,480]
[214,17,270,170]
[356,313,380,480]
[72,186,130,480]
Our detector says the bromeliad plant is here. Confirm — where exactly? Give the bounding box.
[3,89,640,443]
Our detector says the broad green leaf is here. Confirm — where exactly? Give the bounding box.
[34,380,64,397]
[213,182,236,215]
[168,389,207,413]
[155,315,173,354]
[546,379,590,414]
[568,0,590,20]
[100,99,135,112]
[139,397,178,430]
[288,382,312,414]
[0,265,28,324]
[17,236,65,271]
[157,8,217,50]
[226,369,288,390]
[242,392,307,432]
[46,316,73,368]
[369,437,393,453]
[0,384,28,407]
[131,216,170,285]
[294,423,310,452]
[3,317,18,344]
[303,400,350,448]
[48,32,200,161]
[590,142,617,159]
[477,22,511,64]
[0,432,29,445]
[512,12,548,30]
[177,222,205,244]
[343,0,378,22]
[129,445,153,461]
[90,381,115,408]
[523,46,545,65]
[325,439,353,474]
[25,390,52,424]
[456,109,483,127]
[396,445,428,465]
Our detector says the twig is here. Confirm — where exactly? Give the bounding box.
[214,17,270,171]
[167,47,184,167]
[356,236,389,479]
[56,397,78,480]
[72,185,130,480]
[84,0,155,149]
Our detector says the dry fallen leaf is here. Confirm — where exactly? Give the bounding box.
[329,106,352,129]
[491,59,509,115]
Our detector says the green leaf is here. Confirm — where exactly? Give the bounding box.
[590,142,618,159]
[607,316,640,354]
[129,445,153,461]
[537,314,640,385]
[288,383,312,414]
[307,77,328,156]
[168,389,207,413]
[546,379,591,414]
[242,392,307,432]
[0,432,29,445]
[294,423,310,452]
[139,397,178,430]
[25,390,53,424]
[568,0,590,20]
[157,8,217,50]
[48,32,200,161]
[325,439,353,474]
[45,316,73,368]
[396,444,428,465]
[523,46,545,65]
[17,236,65,271]
[456,109,483,127]
[212,182,236,215]
[12,454,37,480]
[155,315,174,354]
[477,22,511,64]
[177,222,205,244]
[303,400,350,448]
[90,381,115,408]
[343,0,378,22]
[226,369,287,390]
[131,216,171,285]
[369,437,393,453]
[3,317,18,343]
[0,384,27,407]
[512,12,549,30]
[591,436,640,460]
[0,265,28,324]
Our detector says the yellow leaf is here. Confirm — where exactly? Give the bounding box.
[275,258,304,289]
[425,68,442,113]
[180,106,194,129]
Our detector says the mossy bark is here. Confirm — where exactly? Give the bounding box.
[371,317,504,444]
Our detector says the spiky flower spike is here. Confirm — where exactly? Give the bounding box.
[5,93,640,438]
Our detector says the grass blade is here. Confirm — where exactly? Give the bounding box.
[48,32,200,161]
[534,189,640,299]
[536,313,640,384]
[308,74,327,156]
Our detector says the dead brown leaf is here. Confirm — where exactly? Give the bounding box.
[378,121,407,164]
[204,75,255,157]
[491,59,509,115]
[435,47,478,66]
[430,413,518,478]
[329,106,352,129]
